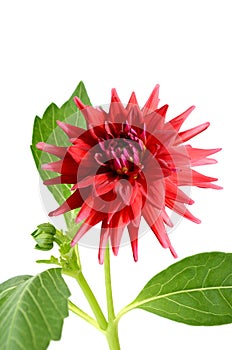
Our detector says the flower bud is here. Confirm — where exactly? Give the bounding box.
[31,223,56,251]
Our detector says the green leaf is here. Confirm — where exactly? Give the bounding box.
[133,252,232,326]
[0,268,70,350]
[31,81,91,234]
[0,275,32,308]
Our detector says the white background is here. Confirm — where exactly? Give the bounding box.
[0,1,231,349]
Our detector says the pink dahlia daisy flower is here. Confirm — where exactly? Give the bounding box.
[37,86,221,263]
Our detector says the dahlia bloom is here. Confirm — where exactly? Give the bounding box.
[37,86,221,263]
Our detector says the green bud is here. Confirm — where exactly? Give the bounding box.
[31,223,56,251]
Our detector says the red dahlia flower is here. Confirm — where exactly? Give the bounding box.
[37,86,221,263]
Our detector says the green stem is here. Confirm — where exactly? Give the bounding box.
[74,244,82,270]
[104,246,116,321]
[65,270,108,330]
[106,321,121,350]
[104,246,121,350]
[68,300,101,331]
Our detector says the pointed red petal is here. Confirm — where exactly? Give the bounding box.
[72,173,117,194]
[111,88,121,103]
[142,203,176,254]
[142,179,165,209]
[72,175,96,190]
[109,90,126,123]
[161,209,173,227]
[110,225,125,257]
[126,92,139,109]
[177,122,210,143]
[41,160,63,172]
[128,221,140,262]
[142,203,162,229]
[75,201,93,224]
[142,85,160,113]
[36,142,67,158]
[167,106,195,131]
[93,175,118,196]
[57,120,85,139]
[73,96,87,110]
[196,183,223,190]
[155,104,169,118]
[73,98,106,127]
[41,154,78,176]
[44,174,77,185]
[149,216,177,258]
[170,168,219,187]
[98,224,110,264]
[165,178,194,204]
[186,146,222,166]
[68,143,91,163]
[49,189,85,216]
[165,199,201,224]
[71,210,106,247]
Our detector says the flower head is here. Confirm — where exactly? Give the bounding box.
[37,86,221,263]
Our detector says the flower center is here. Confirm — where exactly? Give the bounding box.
[108,138,143,176]
[96,122,145,179]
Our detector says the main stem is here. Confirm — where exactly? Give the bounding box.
[104,246,121,350]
